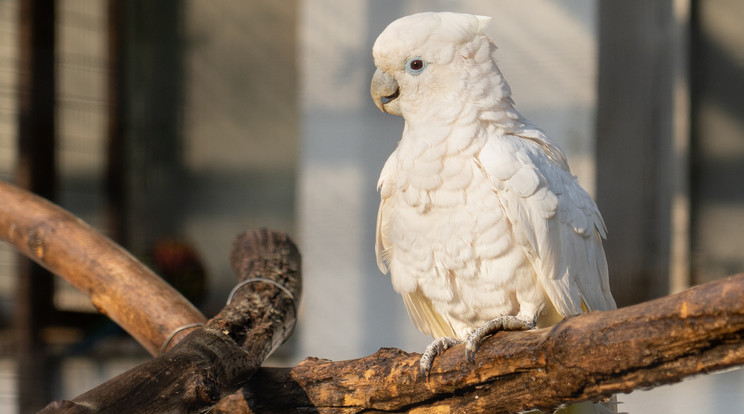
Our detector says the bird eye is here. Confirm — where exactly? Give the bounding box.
[406,57,426,75]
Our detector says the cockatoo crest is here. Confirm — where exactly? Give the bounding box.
[373,12,491,64]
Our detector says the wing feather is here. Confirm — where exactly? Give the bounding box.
[479,128,616,317]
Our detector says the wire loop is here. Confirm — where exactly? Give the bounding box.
[159,322,204,355]
[226,277,298,334]
[227,277,295,305]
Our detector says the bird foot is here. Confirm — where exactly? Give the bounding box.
[464,315,536,363]
[419,336,463,377]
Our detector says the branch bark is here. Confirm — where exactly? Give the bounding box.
[39,228,301,414]
[0,180,205,355]
[213,273,744,413]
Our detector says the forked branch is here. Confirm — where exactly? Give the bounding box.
[40,228,301,413]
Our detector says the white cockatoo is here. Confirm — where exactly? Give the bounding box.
[371,12,618,413]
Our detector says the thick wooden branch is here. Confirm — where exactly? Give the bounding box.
[0,180,205,355]
[40,228,301,414]
[213,273,744,413]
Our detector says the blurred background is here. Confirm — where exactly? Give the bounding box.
[1,0,743,412]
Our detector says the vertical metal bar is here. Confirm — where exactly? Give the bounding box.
[669,0,691,294]
[15,0,57,412]
[595,1,678,305]
[105,0,128,246]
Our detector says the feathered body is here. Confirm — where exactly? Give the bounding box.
[372,12,616,343]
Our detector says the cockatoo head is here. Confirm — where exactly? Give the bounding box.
[371,12,512,121]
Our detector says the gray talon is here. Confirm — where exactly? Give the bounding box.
[463,316,536,363]
[419,316,536,375]
[465,341,479,363]
[419,337,462,377]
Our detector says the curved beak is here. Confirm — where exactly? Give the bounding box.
[370,68,401,116]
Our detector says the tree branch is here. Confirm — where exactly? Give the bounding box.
[0,180,205,355]
[4,179,743,413]
[212,273,744,413]
[40,228,301,413]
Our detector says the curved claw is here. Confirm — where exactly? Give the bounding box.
[465,339,480,364]
[464,316,536,363]
[419,336,463,378]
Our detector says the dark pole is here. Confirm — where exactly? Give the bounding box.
[105,0,128,246]
[595,1,677,305]
[15,0,57,412]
